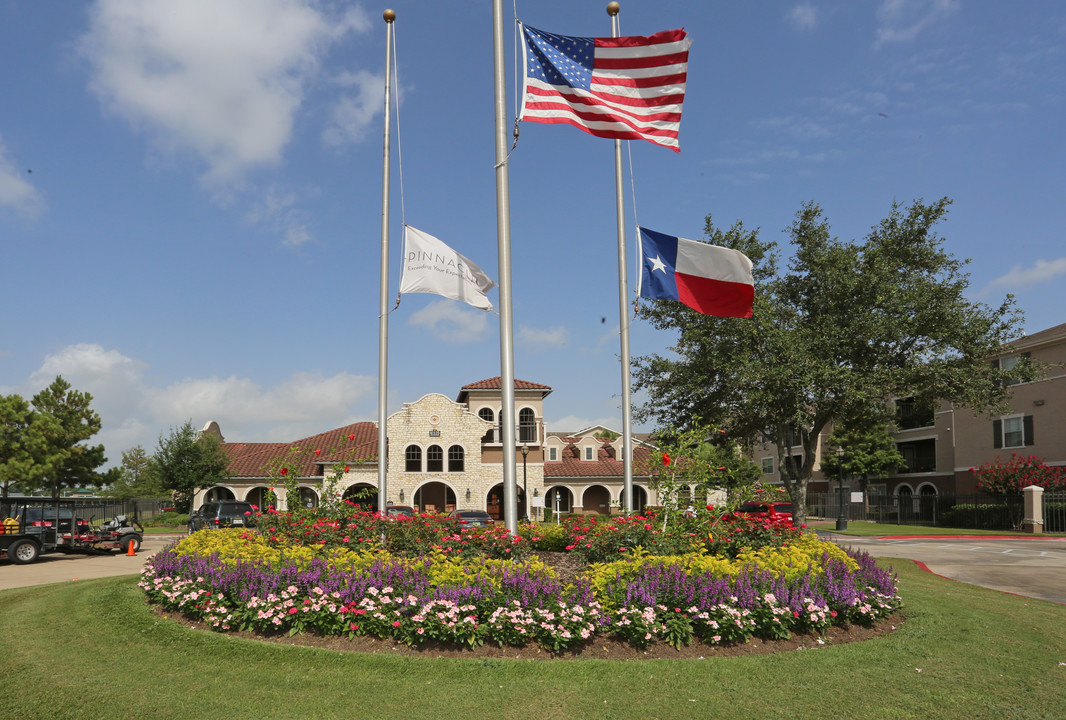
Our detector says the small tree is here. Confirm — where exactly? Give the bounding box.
[151,421,231,512]
[821,417,906,505]
[642,422,761,529]
[106,445,166,500]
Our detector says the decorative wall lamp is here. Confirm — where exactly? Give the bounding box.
[399,489,404,502]
[465,488,471,500]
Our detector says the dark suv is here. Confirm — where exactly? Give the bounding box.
[188,501,257,532]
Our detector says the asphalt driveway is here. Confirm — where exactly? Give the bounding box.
[822,533,1066,605]
[0,534,180,591]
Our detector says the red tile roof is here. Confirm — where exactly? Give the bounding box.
[543,442,655,479]
[460,377,553,391]
[223,422,378,478]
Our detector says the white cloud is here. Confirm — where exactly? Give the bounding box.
[323,70,385,147]
[986,258,1066,290]
[246,188,314,247]
[875,0,959,47]
[517,325,568,351]
[80,0,371,186]
[9,343,375,462]
[0,136,44,219]
[407,299,491,343]
[786,4,819,31]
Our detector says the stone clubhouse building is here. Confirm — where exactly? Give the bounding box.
[194,377,662,519]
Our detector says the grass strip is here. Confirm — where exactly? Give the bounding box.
[822,520,1064,538]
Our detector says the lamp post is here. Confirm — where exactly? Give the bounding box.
[520,444,529,522]
[836,447,849,531]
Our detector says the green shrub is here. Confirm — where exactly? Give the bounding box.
[147,511,189,527]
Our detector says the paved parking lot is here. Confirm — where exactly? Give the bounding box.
[0,534,181,591]
[823,533,1066,605]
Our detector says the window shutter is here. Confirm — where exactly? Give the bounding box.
[1024,415,1035,446]
[993,419,1002,449]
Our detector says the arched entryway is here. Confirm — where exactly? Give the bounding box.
[245,486,272,511]
[630,485,648,513]
[203,486,235,503]
[545,486,573,517]
[297,487,319,509]
[583,485,612,515]
[343,483,378,510]
[487,483,531,521]
[413,482,456,514]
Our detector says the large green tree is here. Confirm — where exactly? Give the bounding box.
[25,377,111,497]
[0,394,45,498]
[150,421,231,512]
[634,199,1025,524]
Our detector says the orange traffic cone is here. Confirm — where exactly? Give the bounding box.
[127,538,136,556]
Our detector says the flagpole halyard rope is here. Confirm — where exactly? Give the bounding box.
[391,24,405,312]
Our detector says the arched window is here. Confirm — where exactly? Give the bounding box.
[426,444,443,472]
[519,407,537,443]
[405,445,422,473]
[479,407,496,443]
[448,445,464,472]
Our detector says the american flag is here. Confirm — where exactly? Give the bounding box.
[519,24,691,152]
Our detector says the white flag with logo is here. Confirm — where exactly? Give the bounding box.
[399,225,496,311]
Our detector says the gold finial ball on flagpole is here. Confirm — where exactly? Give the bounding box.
[607,2,620,16]
[383,9,395,23]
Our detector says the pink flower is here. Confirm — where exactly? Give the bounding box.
[392,620,401,628]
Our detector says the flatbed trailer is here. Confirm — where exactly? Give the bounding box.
[0,498,143,565]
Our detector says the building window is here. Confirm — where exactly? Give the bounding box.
[447,445,464,472]
[519,408,537,443]
[405,445,422,472]
[426,445,443,472]
[548,446,558,461]
[896,397,934,430]
[761,457,774,475]
[995,415,1033,449]
[584,446,594,461]
[998,353,1030,386]
[896,438,936,473]
[478,408,496,443]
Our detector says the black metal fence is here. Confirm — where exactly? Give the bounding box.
[806,492,1063,531]
[2,497,172,524]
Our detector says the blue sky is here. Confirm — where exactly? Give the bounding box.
[2,0,1064,465]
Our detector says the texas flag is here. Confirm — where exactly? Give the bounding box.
[637,227,754,318]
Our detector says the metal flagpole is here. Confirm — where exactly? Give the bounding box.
[492,0,518,534]
[377,9,395,513]
[608,2,634,512]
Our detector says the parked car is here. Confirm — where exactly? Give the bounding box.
[383,505,415,519]
[188,501,257,532]
[448,510,494,528]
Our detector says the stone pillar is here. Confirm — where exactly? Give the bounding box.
[1022,485,1044,534]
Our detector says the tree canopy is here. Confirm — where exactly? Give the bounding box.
[150,421,231,512]
[633,198,1025,523]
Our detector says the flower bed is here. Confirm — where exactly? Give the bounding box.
[142,515,900,653]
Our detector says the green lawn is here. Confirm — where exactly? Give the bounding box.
[822,520,1064,538]
[2,560,1064,720]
